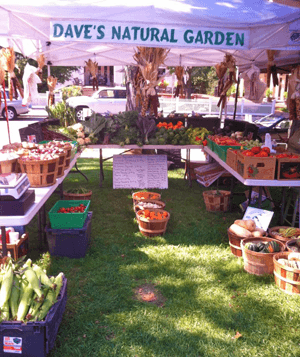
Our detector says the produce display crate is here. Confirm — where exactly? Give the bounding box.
[236,152,276,180]
[276,155,300,180]
[45,212,92,258]
[18,157,59,188]
[48,200,91,229]
[206,138,215,151]
[226,149,239,171]
[0,276,67,357]
[0,233,29,261]
[213,143,241,162]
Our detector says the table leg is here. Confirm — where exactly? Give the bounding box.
[1,226,7,258]
[99,148,104,187]
[258,187,263,208]
[187,149,192,187]
[38,205,46,250]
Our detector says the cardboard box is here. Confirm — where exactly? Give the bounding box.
[236,152,276,180]
[213,143,241,162]
[276,155,300,180]
[226,149,239,171]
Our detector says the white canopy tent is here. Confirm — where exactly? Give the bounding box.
[0,0,299,71]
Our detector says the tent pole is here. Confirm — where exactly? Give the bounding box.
[47,65,51,77]
[233,76,240,121]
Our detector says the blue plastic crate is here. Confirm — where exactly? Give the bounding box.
[45,212,93,258]
[0,276,67,357]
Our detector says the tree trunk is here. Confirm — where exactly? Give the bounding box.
[124,65,139,112]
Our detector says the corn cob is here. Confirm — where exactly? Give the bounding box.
[54,273,64,299]
[9,275,21,320]
[17,278,33,321]
[1,301,10,321]
[32,264,56,290]
[23,267,44,302]
[0,263,13,307]
[36,279,57,321]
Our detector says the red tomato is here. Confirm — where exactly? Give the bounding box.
[251,146,261,154]
[261,147,270,154]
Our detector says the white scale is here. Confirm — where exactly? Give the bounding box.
[0,173,30,200]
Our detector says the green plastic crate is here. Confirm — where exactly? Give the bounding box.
[49,200,91,229]
[213,143,241,162]
[206,138,215,151]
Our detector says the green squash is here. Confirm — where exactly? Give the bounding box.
[257,242,266,252]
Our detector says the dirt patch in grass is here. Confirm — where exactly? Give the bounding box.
[133,283,166,307]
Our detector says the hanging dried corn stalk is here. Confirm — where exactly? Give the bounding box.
[216,54,237,110]
[175,66,184,98]
[0,60,11,144]
[133,67,144,109]
[0,65,5,105]
[287,65,300,110]
[0,47,24,101]
[85,59,98,91]
[266,50,279,88]
[37,54,45,81]
[133,47,169,117]
[47,76,57,106]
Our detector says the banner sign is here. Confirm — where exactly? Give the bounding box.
[50,21,249,49]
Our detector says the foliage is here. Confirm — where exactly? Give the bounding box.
[158,79,169,88]
[284,91,288,100]
[265,88,273,98]
[81,113,107,143]
[58,85,82,102]
[105,111,143,146]
[226,84,237,97]
[191,66,219,95]
[46,101,77,127]
[15,56,80,93]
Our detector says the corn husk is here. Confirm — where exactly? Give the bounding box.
[37,54,45,70]
[133,47,169,116]
[47,76,57,93]
[85,59,98,77]
[266,49,278,88]
[0,47,16,101]
[175,66,184,97]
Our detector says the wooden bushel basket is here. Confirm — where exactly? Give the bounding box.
[18,157,59,188]
[268,226,300,244]
[63,190,92,201]
[136,209,170,237]
[203,190,231,212]
[132,191,161,206]
[273,252,300,294]
[241,237,285,276]
[134,199,166,213]
[56,152,67,178]
[286,238,300,253]
[227,229,244,257]
[64,148,72,170]
[0,158,18,174]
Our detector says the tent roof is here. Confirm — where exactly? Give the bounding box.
[0,0,300,70]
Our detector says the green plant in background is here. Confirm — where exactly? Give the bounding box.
[81,113,107,144]
[106,111,143,146]
[46,101,77,127]
[58,85,82,102]
[284,91,288,101]
[265,88,273,98]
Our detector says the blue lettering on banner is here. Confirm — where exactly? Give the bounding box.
[97,25,105,40]
[84,25,93,39]
[53,24,64,38]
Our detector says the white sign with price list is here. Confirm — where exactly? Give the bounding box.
[113,155,168,189]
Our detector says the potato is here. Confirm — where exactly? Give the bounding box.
[229,224,252,238]
[234,219,256,232]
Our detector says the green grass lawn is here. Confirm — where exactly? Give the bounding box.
[25,158,300,357]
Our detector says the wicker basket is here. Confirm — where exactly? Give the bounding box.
[203,190,231,212]
[0,158,18,174]
[134,199,165,213]
[273,251,300,294]
[286,239,300,253]
[64,147,72,170]
[136,209,170,237]
[18,157,59,187]
[241,237,285,276]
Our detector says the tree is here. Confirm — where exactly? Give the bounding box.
[15,56,80,93]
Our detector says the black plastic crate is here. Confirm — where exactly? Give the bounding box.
[0,276,67,357]
[19,125,44,143]
[45,212,93,258]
